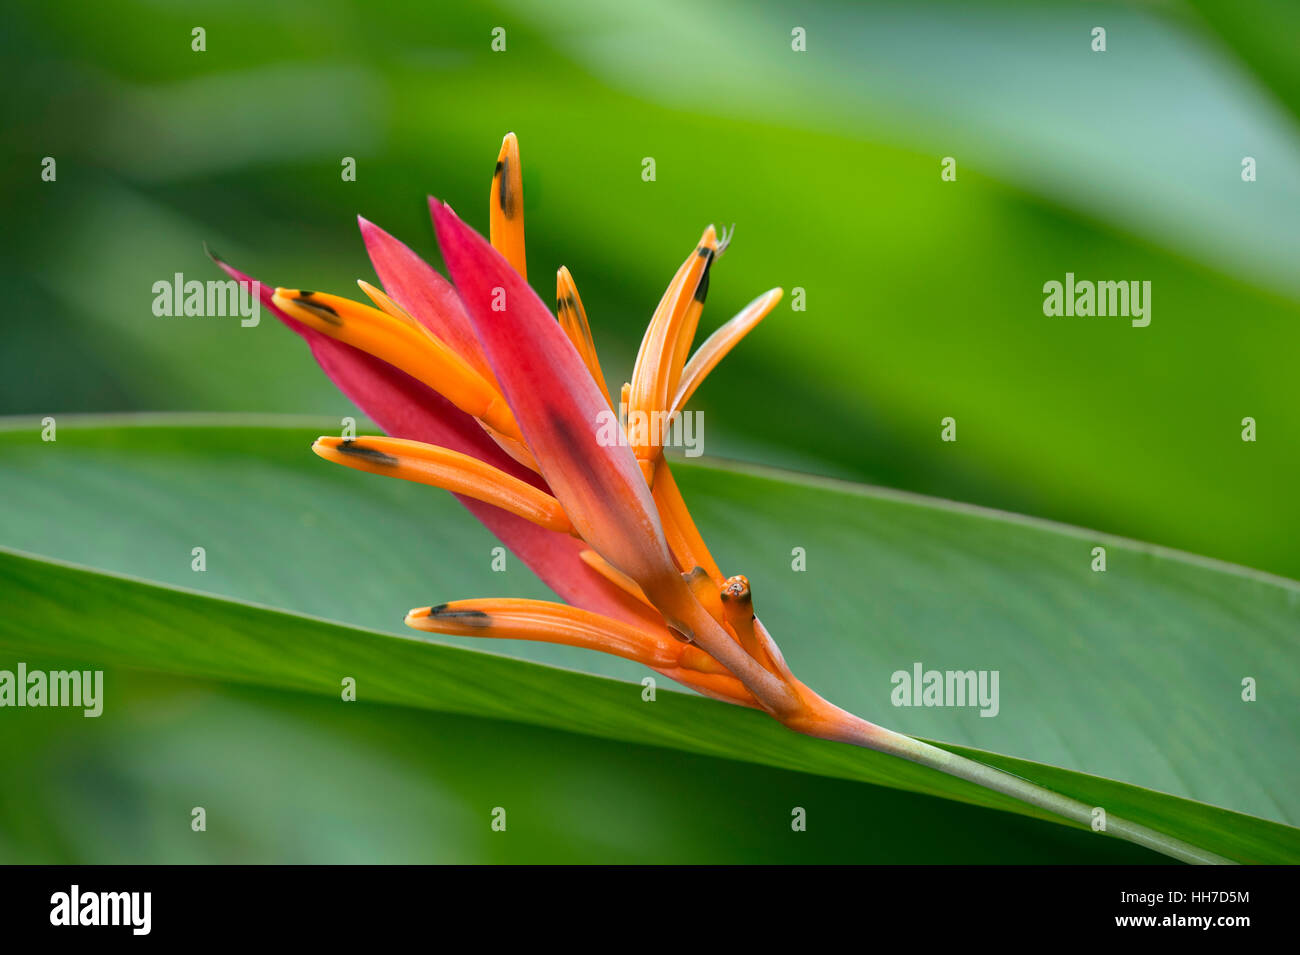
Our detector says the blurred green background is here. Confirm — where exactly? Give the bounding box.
[3,0,1297,578]
[0,0,1296,863]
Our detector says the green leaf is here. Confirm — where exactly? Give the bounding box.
[0,660,1161,864]
[1183,0,1300,126]
[1,548,1293,863]
[0,416,1295,863]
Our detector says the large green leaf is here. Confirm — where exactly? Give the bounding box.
[0,548,1290,864]
[0,660,1158,864]
[0,416,1295,862]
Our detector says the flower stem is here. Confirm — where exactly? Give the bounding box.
[812,704,1235,865]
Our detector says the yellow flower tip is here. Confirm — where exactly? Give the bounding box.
[311,436,402,474]
[272,289,341,327]
[404,603,492,632]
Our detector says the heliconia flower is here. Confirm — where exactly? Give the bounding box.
[213,133,1227,863]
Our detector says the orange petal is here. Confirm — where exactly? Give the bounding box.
[407,598,757,707]
[312,436,572,534]
[652,462,723,582]
[489,132,526,280]
[406,598,680,668]
[673,288,782,413]
[556,267,614,408]
[627,227,718,467]
[272,288,520,439]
